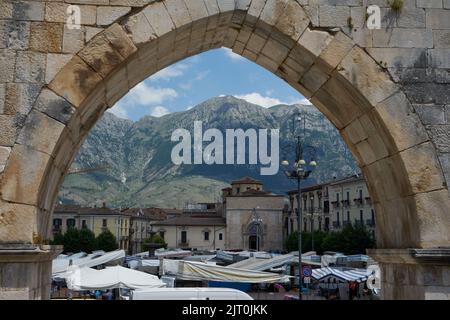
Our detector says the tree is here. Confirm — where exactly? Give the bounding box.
[285,224,375,255]
[63,227,81,253]
[96,229,118,252]
[51,232,65,246]
[78,227,97,253]
[143,233,167,251]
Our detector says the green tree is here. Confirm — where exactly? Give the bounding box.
[51,232,65,246]
[63,227,81,253]
[96,229,118,252]
[143,233,167,251]
[78,227,97,253]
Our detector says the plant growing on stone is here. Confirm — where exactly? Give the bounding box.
[389,0,403,12]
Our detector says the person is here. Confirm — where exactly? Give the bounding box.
[106,290,114,300]
[95,289,102,300]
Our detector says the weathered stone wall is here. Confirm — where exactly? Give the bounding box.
[0,0,449,299]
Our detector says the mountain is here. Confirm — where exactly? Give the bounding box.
[58,96,358,208]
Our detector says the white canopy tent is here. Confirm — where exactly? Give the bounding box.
[312,267,374,283]
[65,265,166,291]
[52,250,126,277]
[161,259,291,283]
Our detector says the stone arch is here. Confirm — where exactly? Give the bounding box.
[1,0,449,299]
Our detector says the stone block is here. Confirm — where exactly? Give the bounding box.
[318,32,354,73]
[97,6,131,26]
[30,22,63,53]
[1,144,50,206]
[0,20,30,50]
[400,142,446,194]
[184,0,209,21]
[429,49,450,69]
[0,146,11,173]
[4,83,42,115]
[338,47,398,107]
[12,1,44,21]
[34,89,75,125]
[17,109,66,155]
[433,30,450,49]
[62,26,85,54]
[367,48,427,69]
[0,84,4,114]
[48,55,102,107]
[143,1,175,37]
[318,5,349,27]
[275,0,309,42]
[78,33,125,78]
[298,28,333,58]
[413,189,450,248]
[373,28,433,48]
[15,51,46,83]
[428,125,450,153]
[374,91,429,152]
[0,201,38,243]
[414,104,446,125]
[163,0,191,28]
[103,24,137,59]
[0,1,13,19]
[0,49,16,82]
[426,9,450,29]
[0,115,26,147]
[123,12,157,46]
[45,53,73,84]
[45,3,97,25]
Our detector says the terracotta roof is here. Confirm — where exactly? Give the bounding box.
[231,176,262,185]
[121,207,167,220]
[152,215,226,226]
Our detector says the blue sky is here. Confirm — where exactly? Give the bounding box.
[109,48,310,121]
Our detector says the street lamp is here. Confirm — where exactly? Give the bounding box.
[281,111,318,300]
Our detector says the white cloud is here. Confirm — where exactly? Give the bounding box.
[234,93,284,108]
[127,82,178,106]
[234,93,312,108]
[223,48,245,62]
[108,103,130,119]
[179,70,211,90]
[150,106,170,117]
[150,63,190,81]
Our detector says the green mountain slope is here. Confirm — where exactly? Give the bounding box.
[58,96,358,208]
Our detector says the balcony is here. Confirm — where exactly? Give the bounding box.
[331,201,339,209]
[365,197,372,205]
[52,226,61,233]
[354,220,364,226]
[341,200,350,208]
[332,221,341,228]
[353,198,363,207]
[343,220,350,226]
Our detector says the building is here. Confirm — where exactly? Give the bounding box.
[287,174,375,236]
[121,207,169,254]
[150,214,226,251]
[223,177,287,252]
[52,203,131,251]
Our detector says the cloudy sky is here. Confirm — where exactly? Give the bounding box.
[109,48,310,121]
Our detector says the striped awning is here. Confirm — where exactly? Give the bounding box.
[312,267,373,283]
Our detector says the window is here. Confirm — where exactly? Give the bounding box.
[371,209,375,225]
[66,219,75,228]
[82,220,87,228]
[347,211,350,223]
[236,187,240,193]
[346,191,350,201]
[53,218,62,226]
[159,231,165,239]
[303,221,307,231]
[336,212,340,223]
[204,231,209,241]
[246,187,250,190]
[336,193,340,203]
[102,219,107,227]
[219,233,223,241]
[359,189,363,200]
[360,210,364,223]
[181,231,187,244]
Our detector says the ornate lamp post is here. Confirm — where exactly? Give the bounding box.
[281,112,317,300]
